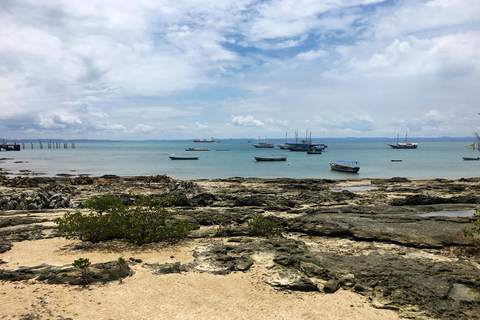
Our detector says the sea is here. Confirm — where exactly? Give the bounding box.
[1,138,479,180]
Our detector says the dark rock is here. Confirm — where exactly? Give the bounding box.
[0,261,134,285]
[235,253,254,271]
[145,262,190,275]
[323,279,340,293]
[339,274,356,288]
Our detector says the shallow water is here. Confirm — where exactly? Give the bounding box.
[1,139,479,180]
[418,210,476,218]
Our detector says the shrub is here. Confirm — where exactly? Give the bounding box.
[83,194,124,214]
[72,258,91,287]
[463,208,480,244]
[117,257,127,283]
[247,214,283,237]
[55,211,122,242]
[55,194,198,245]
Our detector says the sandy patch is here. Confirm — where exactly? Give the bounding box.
[0,238,401,320]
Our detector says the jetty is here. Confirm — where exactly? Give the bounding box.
[0,142,20,151]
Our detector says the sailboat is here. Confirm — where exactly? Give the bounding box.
[287,130,327,152]
[387,133,418,149]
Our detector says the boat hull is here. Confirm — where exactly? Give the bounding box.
[185,148,210,151]
[169,156,198,160]
[388,144,418,149]
[254,156,287,161]
[329,162,360,173]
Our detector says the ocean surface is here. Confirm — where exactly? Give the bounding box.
[1,139,479,180]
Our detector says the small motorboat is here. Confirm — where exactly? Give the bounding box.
[169,155,199,160]
[329,160,360,173]
[185,148,210,151]
[463,157,480,161]
[254,154,287,161]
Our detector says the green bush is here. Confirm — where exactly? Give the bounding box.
[72,257,91,287]
[247,214,283,237]
[83,194,124,214]
[55,194,198,245]
[463,208,480,244]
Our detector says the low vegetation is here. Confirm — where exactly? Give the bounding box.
[247,214,284,237]
[72,258,91,287]
[463,208,480,244]
[55,194,198,245]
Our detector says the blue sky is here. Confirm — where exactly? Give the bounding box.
[0,0,479,140]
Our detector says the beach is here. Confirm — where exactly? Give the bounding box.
[1,238,401,320]
[1,175,480,319]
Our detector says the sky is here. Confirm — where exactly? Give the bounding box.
[0,0,479,140]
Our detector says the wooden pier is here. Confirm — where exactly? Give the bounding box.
[1,140,76,151]
[0,142,20,151]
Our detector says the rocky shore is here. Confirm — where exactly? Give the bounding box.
[1,174,480,319]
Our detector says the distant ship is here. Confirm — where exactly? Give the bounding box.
[286,130,327,152]
[194,138,216,143]
[387,133,418,149]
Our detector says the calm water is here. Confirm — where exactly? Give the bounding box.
[1,139,479,180]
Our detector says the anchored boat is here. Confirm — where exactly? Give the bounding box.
[387,133,417,149]
[329,160,360,173]
[254,154,287,161]
[169,155,199,160]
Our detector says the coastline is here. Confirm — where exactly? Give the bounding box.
[1,175,480,319]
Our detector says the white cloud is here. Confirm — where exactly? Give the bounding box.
[133,124,155,133]
[295,49,328,60]
[0,0,478,139]
[344,32,480,77]
[194,122,209,129]
[231,115,264,127]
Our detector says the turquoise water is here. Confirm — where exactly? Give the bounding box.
[1,139,479,180]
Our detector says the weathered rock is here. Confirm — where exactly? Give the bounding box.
[266,272,319,292]
[323,279,341,293]
[0,261,133,285]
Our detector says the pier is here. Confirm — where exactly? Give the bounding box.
[0,142,20,151]
[1,140,76,151]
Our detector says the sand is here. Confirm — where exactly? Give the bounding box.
[0,237,402,320]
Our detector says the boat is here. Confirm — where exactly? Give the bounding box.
[287,130,327,152]
[169,155,199,160]
[193,138,216,143]
[391,159,403,162]
[329,160,360,173]
[306,149,322,154]
[215,149,230,151]
[254,154,287,161]
[387,133,418,149]
[185,148,210,151]
[252,142,274,148]
[463,157,480,161]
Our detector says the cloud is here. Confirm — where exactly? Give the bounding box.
[308,113,375,132]
[295,49,328,60]
[194,122,209,129]
[231,115,264,127]
[343,32,480,78]
[133,124,155,133]
[0,0,478,140]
